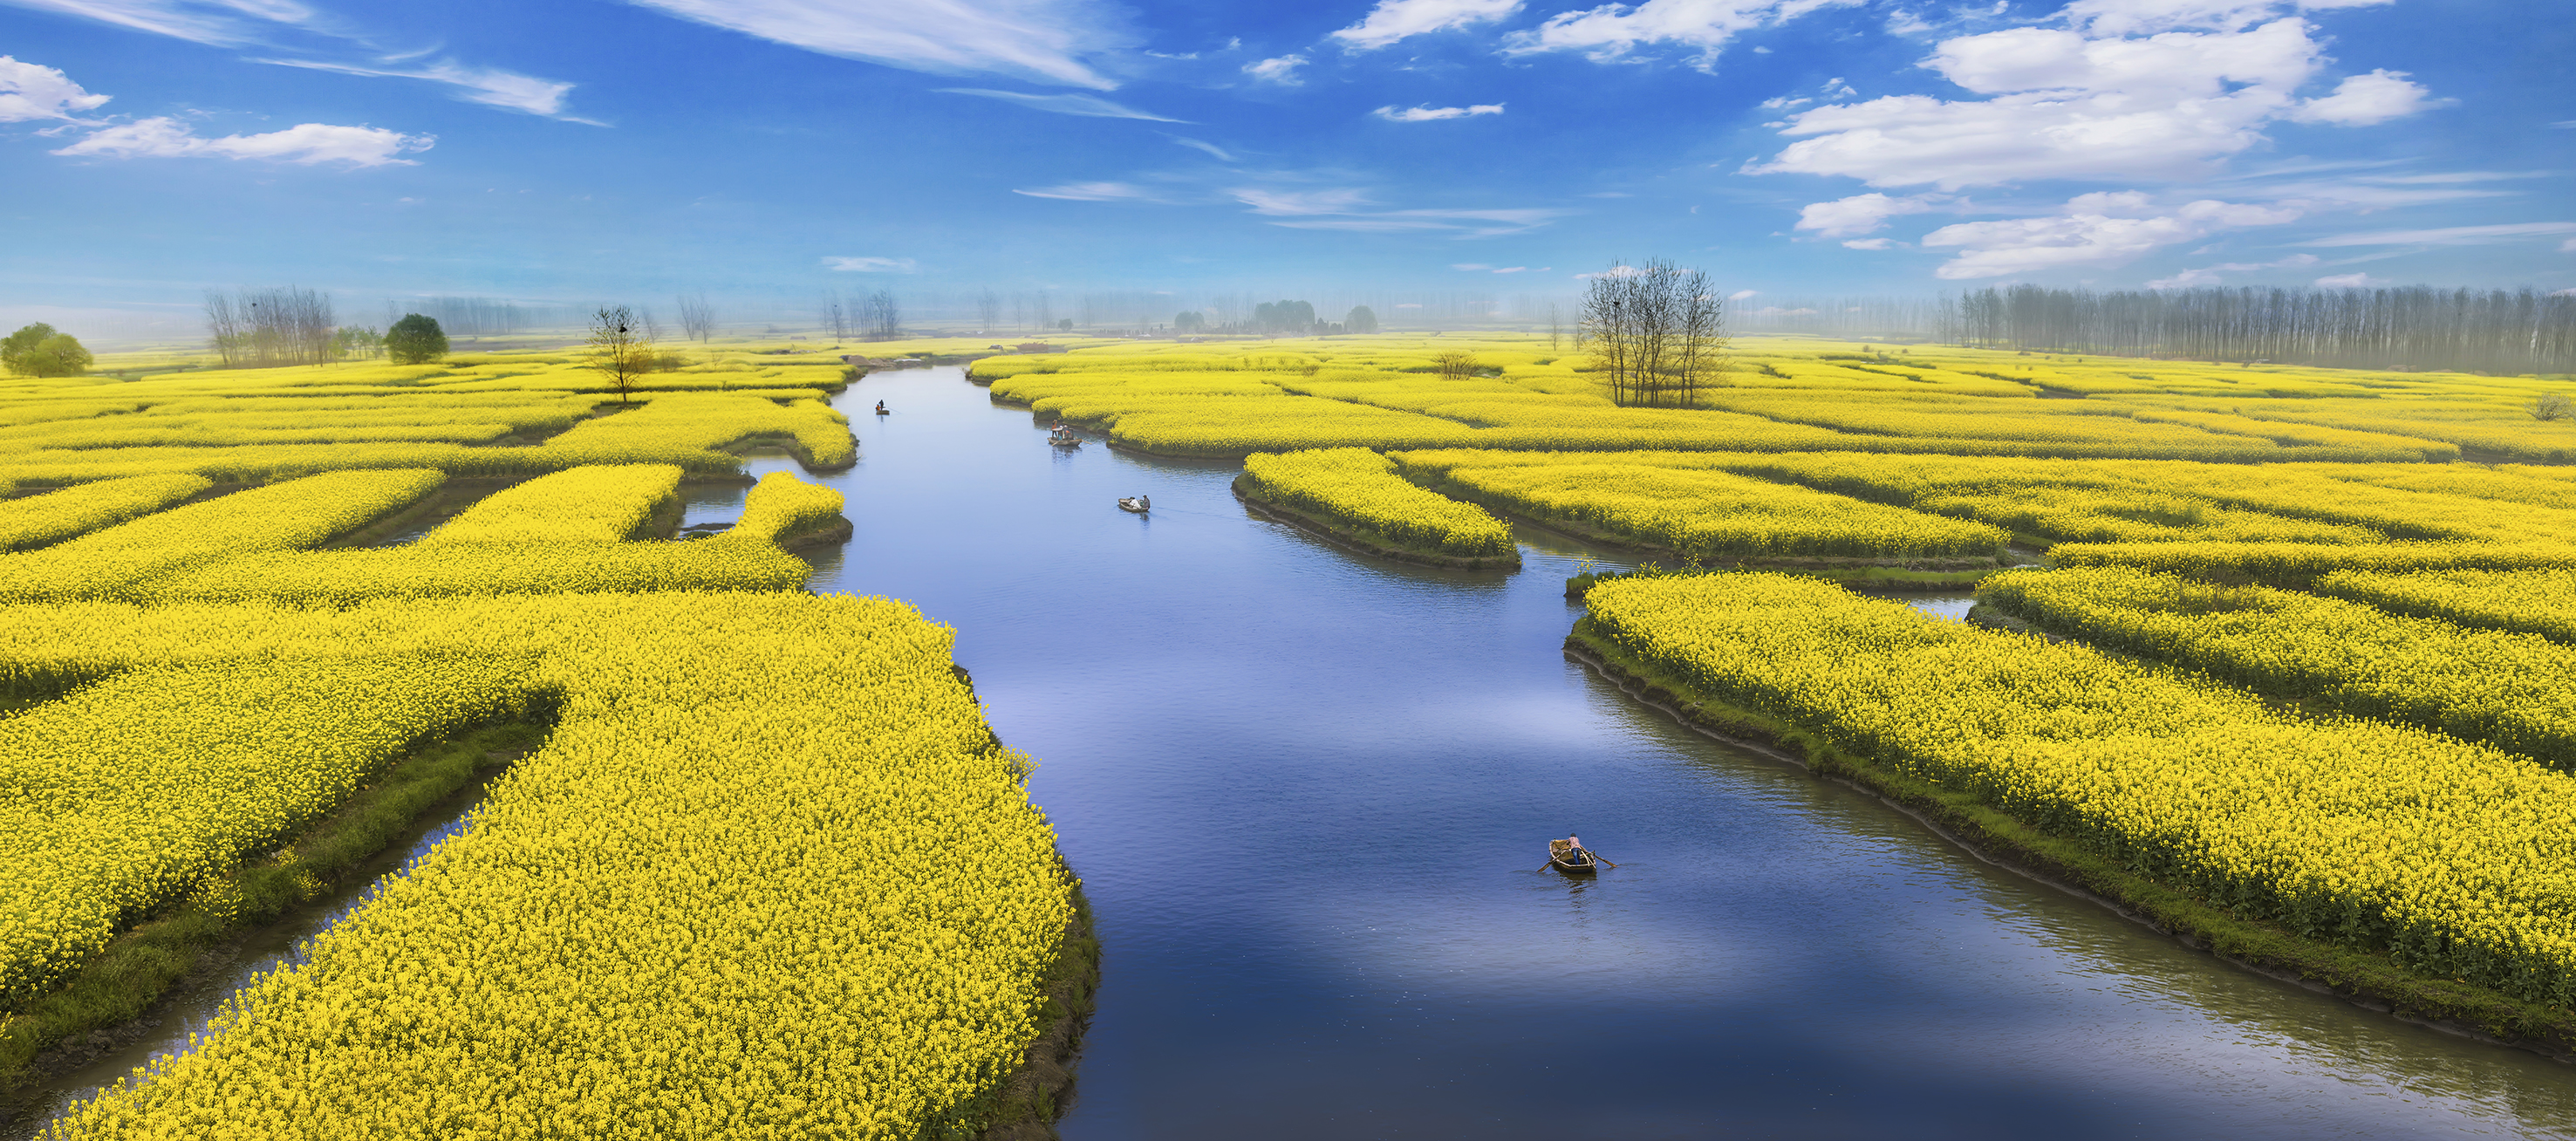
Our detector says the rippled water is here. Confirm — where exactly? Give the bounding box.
[20,365,2572,1138]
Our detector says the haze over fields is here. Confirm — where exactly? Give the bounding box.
[1,0,2567,331]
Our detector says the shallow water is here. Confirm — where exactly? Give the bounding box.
[21,367,2572,1138]
[794,368,2576,1139]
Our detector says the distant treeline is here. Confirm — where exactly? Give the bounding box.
[1938,284,2576,375]
[393,297,588,338]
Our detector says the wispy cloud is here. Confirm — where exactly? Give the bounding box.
[0,56,112,123]
[1231,186,1563,237]
[2314,271,2390,288]
[1372,103,1503,122]
[51,116,431,166]
[1169,136,1235,161]
[0,0,329,47]
[256,58,598,123]
[1012,181,1171,202]
[1330,0,1522,50]
[823,256,918,272]
[625,0,1127,90]
[1921,191,2301,279]
[938,88,1183,120]
[1243,54,1306,85]
[1502,0,1852,71]
[2305,221,2576,247]
[2145,253,2320,290]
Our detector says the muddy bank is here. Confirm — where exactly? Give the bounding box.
[1231,475,1519,571]
[1560,628,2576,1063]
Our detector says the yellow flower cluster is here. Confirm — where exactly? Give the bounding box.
[137,470,841,607]
[0,469,446,605]
[1978,565,2576,768]
[2314,567,2576,643]
[1583,571,2576,1007]
[0,653,539,1003]
[422,464,683,545]
[1425,456,2004,560]
[16,591,1072,1140]
[0,474,212,552]
[1240,448,1513,556]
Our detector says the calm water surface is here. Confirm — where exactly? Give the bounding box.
[20,365,2571,1138]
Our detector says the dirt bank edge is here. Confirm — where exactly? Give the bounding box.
[1561,625,2576,1063]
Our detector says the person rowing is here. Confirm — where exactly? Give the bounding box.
[875,400,890,414]
[1564,831,1591,864]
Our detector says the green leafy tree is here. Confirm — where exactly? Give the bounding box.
[3,323,59,374]
[1345,306,1379,335]
[384,314,449,364]
[3,325,92,377]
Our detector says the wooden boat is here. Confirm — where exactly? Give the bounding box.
[1049,431,1083,448]
[1548,838,1597,874]
[1117,495,1151,514]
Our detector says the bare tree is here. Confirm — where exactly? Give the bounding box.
[1581,259,1729,407]
[205,287,337,367]
[976,288,1001,332]
[819,291,849,345]
[586,304,648,406]
[1548,303,1562,352]
[676,291,715,343]
[858,290,902,341]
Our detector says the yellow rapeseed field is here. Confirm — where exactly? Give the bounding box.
[1240,448,1513,557]
[1583,571,2576,1007]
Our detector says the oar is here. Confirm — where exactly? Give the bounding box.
[1589,853,1619,868]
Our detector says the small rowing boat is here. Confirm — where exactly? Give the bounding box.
[1118,495,1151,514]
[1548,838,1597,874]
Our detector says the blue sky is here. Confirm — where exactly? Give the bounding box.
[2,0,2570,331]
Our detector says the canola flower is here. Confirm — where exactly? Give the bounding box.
[2315,567,2576,644]
[0,652,539,1004]
[14,591,1072,1140]
[137,472,843,607]
[0,474,211,553]
[1240,448,1513,557]
[422,464,684,545]
[1583,571,2576,1007]
[0,469,445,605]
[1978,564,2576,769]
[1428,458,2004,561]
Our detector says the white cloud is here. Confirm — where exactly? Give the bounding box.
[0,0,325,46]
[2564,239,2576,254]
[256,58,595,122]
[1170,136,1235,161]
[1886,8,1933,35]
[1794,191,1940,238]
[626,0,1123,89]
[1244,54,1307,84]
[1841,237,1898,249]
[1919,191,2300,278]
[2305,221,2576,247]
[938,88,1182,120]
[2288,68,2439,125]
[1729,289,1759,298]
[1502,0,1855,70]
[1372,103,1504,121]
[1228,187,1561,237]
[50,116,431,165]
[2313,271,2388,287]
[1754,10,2439,190]
[0,57,112,123]
[2142,251,2315,288]
[1012,181,1169,202]
[823,256,919,272]
[1331,0,1522,50]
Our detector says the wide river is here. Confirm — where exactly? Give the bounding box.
[17,364,2575,1138]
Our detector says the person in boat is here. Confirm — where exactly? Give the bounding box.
[875,400,889,414]
[1564,832,1590,864]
